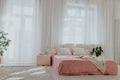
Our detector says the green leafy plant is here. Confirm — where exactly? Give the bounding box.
[90,46,103,57]
[0,31,11,57]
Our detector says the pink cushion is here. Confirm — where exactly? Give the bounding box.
[46,49,57,56]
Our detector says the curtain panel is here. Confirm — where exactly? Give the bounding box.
[97,0,115,60]
[38,0,64,51]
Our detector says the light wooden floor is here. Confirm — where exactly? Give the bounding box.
[0,66,119,80]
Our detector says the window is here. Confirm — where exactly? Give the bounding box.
[62,1,99,44]
[2,0,35,64]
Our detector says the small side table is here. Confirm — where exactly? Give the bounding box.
[37,54,51,66]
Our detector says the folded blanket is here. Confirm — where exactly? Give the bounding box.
[81,56,106,73]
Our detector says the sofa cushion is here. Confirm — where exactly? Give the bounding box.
[46,49,57,56]
[57,48,72,55]
[72,48,85,56]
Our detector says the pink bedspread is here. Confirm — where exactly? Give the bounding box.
[52,55,118,75]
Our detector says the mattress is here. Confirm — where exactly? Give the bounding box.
[52,55,118,75]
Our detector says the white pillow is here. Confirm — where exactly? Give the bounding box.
[72,48,85,56]
[57,48,72,55]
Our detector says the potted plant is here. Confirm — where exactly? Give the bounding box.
[0,31,11,64]
[90,46,103,57]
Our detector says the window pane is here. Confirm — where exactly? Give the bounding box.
[12,6,22,15]
[25,17,33,32]
[62,2,98,44]
[24,7,33,15]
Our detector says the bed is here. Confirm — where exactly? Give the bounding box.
[52,55,118,75]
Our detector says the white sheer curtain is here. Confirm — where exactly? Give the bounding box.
[97,0,114,60]
[38,0,64,51]
[1,0,40,65]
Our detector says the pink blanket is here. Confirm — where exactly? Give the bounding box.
[52,55,118,75]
